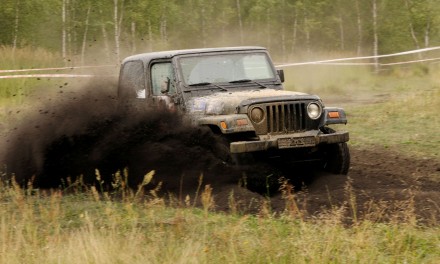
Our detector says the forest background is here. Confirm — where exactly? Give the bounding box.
[1,0,439,66]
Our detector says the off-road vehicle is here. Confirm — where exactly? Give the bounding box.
[118,46,350,175]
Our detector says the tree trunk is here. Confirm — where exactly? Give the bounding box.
[404,0,421,55]
[99,8,111,62]
[201,3,207,47]
[304,9,311,54]
[266,8,271,50]
[81,5,91,65]
[148,19,153,51]
[160,17,167,44]
[424,20,430,47]
[281,0,286,61]
[66,0,72,65]
[355,0,362,55]
[160,1,168,47]
[114,0,120,63]
[221,10,226,44]
[236,0,244,45]
[338,13,345,51]
[372,0,379,73]
[131,21,136,54]
[62,0,67,65]
[118,0,125,37]
[70,0,77,58]
[290,7,298,58]
[12,0,20,57]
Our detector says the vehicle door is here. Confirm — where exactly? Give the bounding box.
[149,61,177,110]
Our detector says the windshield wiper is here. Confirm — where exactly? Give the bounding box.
[189,82,212,86]
[229,79,268,88]
[229,79,251,83]
[187,82,228,91]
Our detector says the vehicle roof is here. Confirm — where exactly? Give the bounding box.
[121,46,267,64]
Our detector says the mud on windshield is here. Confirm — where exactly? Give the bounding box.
[177,52,276,86]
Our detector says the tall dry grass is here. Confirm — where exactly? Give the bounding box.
[0,172,439,264]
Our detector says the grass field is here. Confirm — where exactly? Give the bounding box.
[0,46,62,104]
[1,47,440,263]
[1,177,439,264]
[284,64,440,158]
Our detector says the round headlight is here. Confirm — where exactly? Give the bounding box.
[250,107,264,123]
[307,102,322,119]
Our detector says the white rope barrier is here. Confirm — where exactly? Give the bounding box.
[275,46,440,68]
[1,47,440,78]
[290,57,440,66]
[380,57,440,66]
[0,65,115,74]
[0,74,97,79]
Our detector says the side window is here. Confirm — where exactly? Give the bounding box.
[151,62,175,95]
[118,61,146,98]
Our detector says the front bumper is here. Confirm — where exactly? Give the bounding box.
[230,131,349,153]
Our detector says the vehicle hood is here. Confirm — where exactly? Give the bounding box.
[187,89,320,115]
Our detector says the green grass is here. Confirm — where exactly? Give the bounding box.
[346,89,440,158]
[0,46,63,104]
[0,46,61,71]
[284,63,440,158]
[0,177,439,264]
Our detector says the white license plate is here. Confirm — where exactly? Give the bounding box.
[278,137,316,149]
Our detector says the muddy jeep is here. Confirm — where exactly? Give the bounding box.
[118,46,350,175]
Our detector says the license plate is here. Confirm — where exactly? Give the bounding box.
[278,137,316,149]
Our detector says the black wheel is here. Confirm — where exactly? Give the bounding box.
[240,165,282,196]
[321,142,350,175]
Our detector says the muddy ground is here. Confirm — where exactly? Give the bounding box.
[1,79,439,224]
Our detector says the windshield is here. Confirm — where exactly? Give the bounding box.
[178,52,276,85]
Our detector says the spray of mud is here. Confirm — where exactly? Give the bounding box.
[1,78,246,195]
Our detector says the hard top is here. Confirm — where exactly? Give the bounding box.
[121,46,267,65]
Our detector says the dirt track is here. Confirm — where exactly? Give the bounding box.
[1,79,439,224]
[203,146,440,223]
[273,147,439,222]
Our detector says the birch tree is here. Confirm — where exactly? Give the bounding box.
[290,5,298,57]
[336,0,345,51]
[372,0,379,73]
[62,0,67,64]
[236,0,244,45]
[114,0,121,63]
[98,7,111,62]
[355,0,362,55]
[12,0,20,56]
[404,0,421,52]
[80,4,91,65]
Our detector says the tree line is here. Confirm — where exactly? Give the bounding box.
[1,0,439,64]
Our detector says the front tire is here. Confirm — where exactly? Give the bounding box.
[321,142,350,175]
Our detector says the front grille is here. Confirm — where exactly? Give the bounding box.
[266,103,307,133]
[249,101,320,135]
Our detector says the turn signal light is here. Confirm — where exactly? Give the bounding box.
[220,121,227,129]
[328,111,340,118]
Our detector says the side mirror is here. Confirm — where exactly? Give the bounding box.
[277,69,285,83]
[161,77,171,94]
